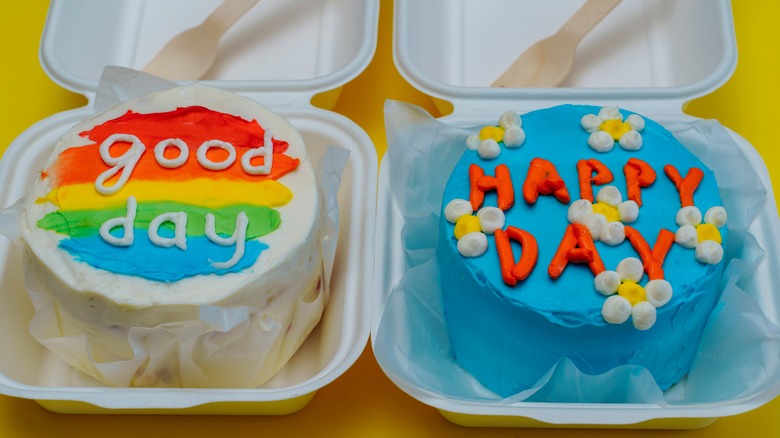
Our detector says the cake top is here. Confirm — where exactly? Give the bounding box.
[23,84,319,305]
[441,104,727,330]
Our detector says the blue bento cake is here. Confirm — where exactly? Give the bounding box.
[438,104,728,397]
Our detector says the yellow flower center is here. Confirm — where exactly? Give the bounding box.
[618,281,646,306]
[480,126,505,143]
[696,223,722,244]
[600,119,631,141]
[454,215,481,240]
[592,203,621,222]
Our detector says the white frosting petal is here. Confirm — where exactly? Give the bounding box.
[596,186,622,207]
[618,130,643,150]
[582,213,607,241]
[600,221,626,246]
[675,224,699,248]
[457,232,488,257]
[695,240,724,264]
[602,295,632,324]
[598,106,622,121]
[466,134,480,151]
[626,114,645,131]
[477,138,501,160]
[594,270,621,296]
[502,126,526,148]
[476,207,505,234]
[588,131,615,152]
[567,199,593,224]
[580,114,602,133]
[645,279,673,307]
[676,206,703,227]
[632,302,657,330]
[499,111,522,129]
[704,206,728,227]
[617,200,639,223]
[616,257,644,283]
[444,199,473,223]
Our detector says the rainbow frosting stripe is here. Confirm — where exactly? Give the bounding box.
[37,105,300,282]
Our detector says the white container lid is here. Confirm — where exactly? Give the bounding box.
[393,0,737,114]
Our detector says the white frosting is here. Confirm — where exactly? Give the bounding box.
[598,106,622,121]
[148,212,188,250]
[476,207,505,234]
[240,129,274,175]
[618,130,642,150]
[498,111,521,129]
[580,114,602,133]
[596,186,622,207]
[632,302,657,330]
[154,138,189,168]
[602,295,632,324]
[617,200,639,223]
[695,240,724,264]
[626,114,645,131]
[645,279,673,307]
[99,196,137,246]
[502,126,525,148]
[582,213,607,240]
[616,257,644,283]
[477,138,501,160]
[466,134,480,151]
[588,131,615,152]
[95,133,145,195]
[196,140,237,170]
[704,206,728,227]
[444,199,473,223]
[676,206,703,227]
[457,232,488,257]
[675,224,699,248]
[594,270,620,296]
[206,212,248,269]
[567,199,593,224]
[600,221,625,246]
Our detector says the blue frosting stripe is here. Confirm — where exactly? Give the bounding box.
[59,231,266,282]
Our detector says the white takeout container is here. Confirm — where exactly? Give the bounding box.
[0,0,378,414]
[373,0,780,428]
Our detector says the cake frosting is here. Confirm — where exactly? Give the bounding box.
[21,84,324,387]
[438,104,727,397]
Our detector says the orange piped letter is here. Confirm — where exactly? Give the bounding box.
[664,165,704,207]
[495,227,539,286]
[577,159,613,202]
[623,158,656,206]
[523,158,570,205]
[548,224,605,280]
[469,163,515,211]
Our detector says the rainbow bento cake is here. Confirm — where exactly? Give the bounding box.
[438,104,727,397]
[21,84,324,388]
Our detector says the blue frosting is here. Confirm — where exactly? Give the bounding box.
[59,230,266,282]
[438,105,726,397]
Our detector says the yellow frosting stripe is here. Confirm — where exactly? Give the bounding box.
[42,178,293,211]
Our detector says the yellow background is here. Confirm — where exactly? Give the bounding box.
[0,0,778,436]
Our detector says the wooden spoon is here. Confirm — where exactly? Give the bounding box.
[143,0,261,81]
[491,0,622,88]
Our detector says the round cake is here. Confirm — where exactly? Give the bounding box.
[21,84,324,387]
[438,104,728,397]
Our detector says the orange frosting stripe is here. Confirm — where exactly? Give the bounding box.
[46,106,299,188]
[49,146,299,188]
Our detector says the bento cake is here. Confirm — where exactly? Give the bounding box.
[438,104,727,397]
[21,84,324,387]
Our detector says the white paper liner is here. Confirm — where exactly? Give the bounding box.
[0,67,347,388]
[376,99,776,405]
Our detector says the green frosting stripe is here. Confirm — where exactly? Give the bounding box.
[38,202,281,239]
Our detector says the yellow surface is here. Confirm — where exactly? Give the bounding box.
[1,1,779,436]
